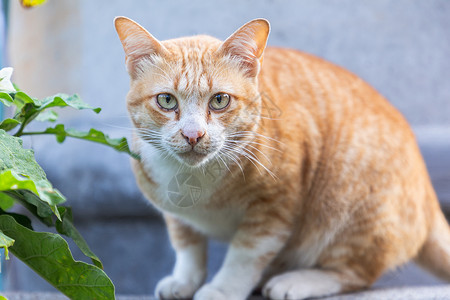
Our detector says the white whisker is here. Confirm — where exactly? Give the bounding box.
[216,155,232,174]
[237,142,272,165]
[221,139,277,180]
[220,147,246,180]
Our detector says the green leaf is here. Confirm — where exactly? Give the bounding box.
[0,193,15,210]
[12,92,101,137]
[5,90,139,159]
[0,130,65,219]
[0,230,14,259]
[14,91,35,105]
[21,124,140,159]
[0,209,33,230]
[39,93,101,113]
[4,190,54,226]
[56,207,103,269]
[0,215,115,300]
[0,170,40,195]
[0,92,13,106]
[35,109,58,122]
[0,119,21,132]
[12,91,36,119]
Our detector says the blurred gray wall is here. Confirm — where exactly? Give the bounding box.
[4,0,450,295]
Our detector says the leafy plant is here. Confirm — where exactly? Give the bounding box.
[0,67,136,299]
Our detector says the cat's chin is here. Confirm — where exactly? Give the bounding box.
[176,151,210,167]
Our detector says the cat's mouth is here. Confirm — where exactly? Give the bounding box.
[176,150,209,166]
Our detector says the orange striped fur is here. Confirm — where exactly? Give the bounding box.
[115,17,450,300]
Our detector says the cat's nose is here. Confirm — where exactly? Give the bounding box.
[181,130,205,147]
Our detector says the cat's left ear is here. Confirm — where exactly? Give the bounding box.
[218,19,270,78]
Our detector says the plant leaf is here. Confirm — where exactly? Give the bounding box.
[0,170,40,195]
[0,119,21,132]
[0,215,115,300]
[0,92,13,106]
[0,209,33,230]
[39,93,101,113]
[12,91,35,114]
[4,190,54,226]
[0,193,15,210]
[0,130,65,219]
[35,109,59,122]
[12,93,101,136]
[0,229,14,259]
[24,124,140,159]
[56,207,103,269]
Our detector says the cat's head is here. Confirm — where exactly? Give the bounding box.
[115,17,270,167]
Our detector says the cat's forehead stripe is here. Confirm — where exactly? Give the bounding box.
[171,45,214,98]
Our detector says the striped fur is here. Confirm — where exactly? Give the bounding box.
[115,17,450,300]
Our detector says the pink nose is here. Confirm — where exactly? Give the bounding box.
[181,130,205,147]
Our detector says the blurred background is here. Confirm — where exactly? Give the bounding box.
[0,0,449,295]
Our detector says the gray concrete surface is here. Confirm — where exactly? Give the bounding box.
[4,285,450,299]
[2,0,449,297]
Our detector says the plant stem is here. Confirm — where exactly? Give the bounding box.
[17,131,51,136]
[13,113,37,137]
[13,121,27,137]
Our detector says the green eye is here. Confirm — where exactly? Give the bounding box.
[209,93,230,111]
[157,94,178,110]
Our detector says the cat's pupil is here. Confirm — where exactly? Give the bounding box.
[216,95,222,103]
[165,95,171,103]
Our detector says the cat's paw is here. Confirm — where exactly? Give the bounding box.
[155,276,200,299]
[262,270,341,300]
[193,284,228,300]
[263,272,309,300]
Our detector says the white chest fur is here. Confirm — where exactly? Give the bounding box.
[140,143,244,240]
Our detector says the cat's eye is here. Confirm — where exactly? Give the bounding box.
[156,94,178,110]
[209,93,230,111]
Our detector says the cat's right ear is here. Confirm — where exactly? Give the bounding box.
[114,17,167,79]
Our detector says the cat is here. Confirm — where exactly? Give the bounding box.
[114,17,450,300]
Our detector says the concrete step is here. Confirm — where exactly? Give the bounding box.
[3,285,450,300]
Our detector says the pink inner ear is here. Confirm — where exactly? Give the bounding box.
[228,29,259,59]
[224,36,261,77]
[123,31,162,57]
[115,17,167,78]
[219,20,269,77]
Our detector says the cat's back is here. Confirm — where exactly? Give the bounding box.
[259,46,412,140]
[258,46,426,203]
[260,46,367,95]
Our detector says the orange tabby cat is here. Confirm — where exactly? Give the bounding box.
[114,17,450,300]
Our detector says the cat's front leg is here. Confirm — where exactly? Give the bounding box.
[156,214,207,300]
[194,206,292,300]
